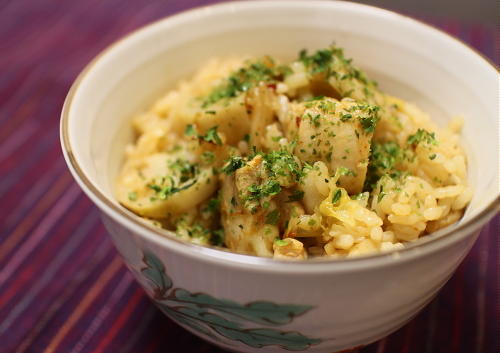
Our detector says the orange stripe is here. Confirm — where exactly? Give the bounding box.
[92,288,144,353]
[0,172,72,261]
[42,256,122,353]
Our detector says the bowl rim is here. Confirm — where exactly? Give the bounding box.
[60,0,500,272]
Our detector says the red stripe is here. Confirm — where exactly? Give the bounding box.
[0,171,72,265]
[142,334,163,353]
[0,197,90,310]
[12,230,111,353]
[41,257,123,353]
[92,288,145,353]
[401,319,415,353]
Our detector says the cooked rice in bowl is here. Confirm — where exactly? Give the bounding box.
[115,45,472,259]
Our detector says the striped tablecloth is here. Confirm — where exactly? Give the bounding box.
[0,1,498,352]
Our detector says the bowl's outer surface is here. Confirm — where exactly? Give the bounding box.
[101,213,481,352]
[61,1,499,352]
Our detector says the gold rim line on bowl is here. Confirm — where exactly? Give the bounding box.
[60,0,500,269]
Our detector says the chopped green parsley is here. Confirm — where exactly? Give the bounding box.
[185,125,223,145]
[262,148,303,182]
[203,126,223,145]
[246,180,281,201]
[201,151,216,164]
[221,156,246,175]
[287,190,305,202]
[274,238,289,246]
[128,192,137,201]
[407,129,437,146]
[147,176,197,200]
[201,61,279,107]
[265,209,280,225]
[364,141,411,191]
[332,189,342,205]
[169,159,198,183]
[202,197,220,214]
[184,124,197,137]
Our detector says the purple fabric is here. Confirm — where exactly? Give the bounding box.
[0,1,497,352]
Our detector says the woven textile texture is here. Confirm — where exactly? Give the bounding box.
[0,1,498,352]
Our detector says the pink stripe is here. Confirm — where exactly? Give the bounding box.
[92,288,145,353]
[69,273,134,353]
[0,167,71,266]
[0,12,68,68]
[0,198,92,311]
[0,184,80,285]
[120,306,157,353]
[1,163,64,231]
[0,66,44,127]
[0,209,98,334]
[0,120,38,162]
[0,139,63,199]
[12,235,112,353]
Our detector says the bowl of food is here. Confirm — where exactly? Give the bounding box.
[60,1,499,352]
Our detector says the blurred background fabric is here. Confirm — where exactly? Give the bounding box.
[0,0,497,352]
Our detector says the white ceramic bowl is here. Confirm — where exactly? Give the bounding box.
[60,1,499,352]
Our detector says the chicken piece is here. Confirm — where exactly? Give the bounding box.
[219,156,279,257]
[273,238,307,260]
[273,190,306,233]
[284,46,401,140]
[299,161,331,213]
[285,46,386,107]
[196,58,282,146]
[195,93,251,145]
[286,97,378,194]
[150,57,248,137]
[117,152,217,219]
[246,84,279,149]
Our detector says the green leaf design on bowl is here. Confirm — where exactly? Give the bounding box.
[141,251,172,297]
[171,288,312,325]
[140,250,322,351]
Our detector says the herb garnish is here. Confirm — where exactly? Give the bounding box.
[202,197,220,214]
[340,113,352,122]
[201,61,279,107]
[262,148,303,182]
[364,141,411,191]
[147,177,197,200]
[211,229,225,246]
[246,180,282,201]
[201,151,216,164]
[287,190,305,202]
[169,159,198,183]
[407,129,437,146]
[203,126,223,145]
[265,209,280,225]
[184,124,197,137]
[275,238,289,246]
[185,125,223,145]
[221,156,246,175]
[331,189,342,205]
[358,106,380,133]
